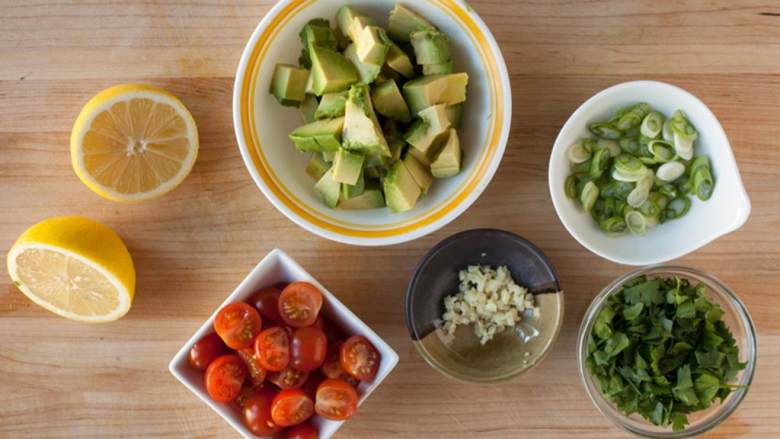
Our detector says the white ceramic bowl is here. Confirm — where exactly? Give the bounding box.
[549,81,751,266]
[233,0,511,246]
[169,249,399,438]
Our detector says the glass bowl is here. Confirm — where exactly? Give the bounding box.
[577,265,756,437]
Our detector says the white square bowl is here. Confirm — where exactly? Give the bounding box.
[549,80,751,266]
[169,249,399,438]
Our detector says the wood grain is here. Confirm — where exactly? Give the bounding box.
[1,1,779,438]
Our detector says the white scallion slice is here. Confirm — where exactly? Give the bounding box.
[567,142,591,164]
[673,132,694,160]
[627,172,653,207]
[640,111,664,138]
[656,161,686,182]
[662,118,674,142]
[625,211,648,235]
[580,181,599,212]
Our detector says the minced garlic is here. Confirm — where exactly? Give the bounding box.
[441,265,537,345]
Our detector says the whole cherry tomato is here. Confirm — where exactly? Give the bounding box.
[188,333,228,370]
[271,388,314,427]
[268,366,309,390]
[242,387,282,436]
[255,326,290,372]
[214,302,262,349]
[340,335,380,381]
[237,347,267,386]
[278,282,323,328]
[205,355,247,403]
[285,422,319,439]
[248,287,282,325]
[315,378,358,420]
[291,326,328,372]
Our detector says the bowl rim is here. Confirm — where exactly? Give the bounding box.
[404,228,565,383]
[575,265,757,438]
[231,0,512,246]
[548,80,752,265]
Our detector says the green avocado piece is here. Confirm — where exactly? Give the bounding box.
[423,60,453,75]
[309,46,358,96]
[305,153,330,180]
[402,150,434,193]
[315,91,348,119]
[355,26,391,66]
[340,187,385,209]
[288,117,344,152]
[431,128,462,178]
[407,145,433,165]
[341,172,365,200]
[269,64,309,106]
[404,120,449,159]
[314,167,341,208]
[388,4,435,43]
[343,43,382,84]
[446,103,463,129]
[343,84,391,157]
[384,120,407,162]
[371,79,411,123]
[298,19,338,68]
[376,64,401,84]
[332,148,365,185]
[385,42,416,78]
[336,6,361,40]
[383,160,421,212]
[321,150,336,163]
[402,73,468,114]
[298,95,319,123]
[347,15,376,42]
[418,104,451,134]
[410,29,451,65]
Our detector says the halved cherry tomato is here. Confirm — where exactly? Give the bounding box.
[248,287,282,325]
[301,370,325,400]
[340,335,380,381]
[315,379,358,420]
[205,354,247,403]
[321,342,359,387]
[278,282,323,328]
[290,326,327,372]
[268,366,309,390]
[255,326,290,372]
[238,347,267,386]
[242,387,282,436]
[285,422,319,439]
[271,388,314,427]
[214,302,262,349]
[188,333,228,371]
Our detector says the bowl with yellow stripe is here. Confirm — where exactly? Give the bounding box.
[233,0,511,246]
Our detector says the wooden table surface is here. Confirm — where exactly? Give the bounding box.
[1,1,779,437]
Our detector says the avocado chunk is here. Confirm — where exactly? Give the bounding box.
[336,6,361,40]
[269,64,309,106]
[314,167,341,208]
[431,128,462,178]
[321,150,336,163]
[341,172,365,200]
[404,120,449,159]
[407,144,433,166]
[417,104,451,134]
[385,43,416,78]
[299,95,319,123]
[299,19,338,68]
[402,151,434,193]
[403,73,468,114]
[315,91,348,119]
[355,25,391,66]
[376,64,401,84]
[343,84,391,157]
[371,79,411,123]
[309,46,358,96]
[423,60,453,76]
[340,187,385,209]
[383,160,422,212]
[306,153,330,180]
[332,148,365,185]
[384,120,407,161]
[343,43,382,84]
[288,117,344,152]
[446,103,463,129]
[410,29,451,65]
[388,4,435,43]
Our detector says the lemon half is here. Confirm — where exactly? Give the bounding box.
[7,216,135,323]
[71,84,199,202]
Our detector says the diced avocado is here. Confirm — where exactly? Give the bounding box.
[309,46,358,96]
[388,4,435,43]
[423,60,453,75]
[431,128,462,178]
[402,73,469,114]
[340,188,385,209]
[336,6,361,40]
[288,117,344,152]
[332,148,365,185]
[404,120,449,158]
[402,151,434,193]
[315,91,348,119]
[299,95,319,123]
[270,64,309,106]
[299,19,338,68]
[305,71,315,94]
[355,26,390,66]
[418,104,451,134]
[343,44,382,84]
[383,160,421,212]
[370,79,411,123]
[322,150,336,163]
[385,43,416,78]
[341,172,365,200]
[378,64,401,83]
[306,153,330,180]
[348,16,376,42]
[408,144,432,165]
[384,120,407,162]
[446,103,463,129]
[410,29,451,65]
[314,168,341,208]
[343,84,391,157]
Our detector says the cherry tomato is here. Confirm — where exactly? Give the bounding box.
[285,422,319,439]
[315,379,358,420]
[188,333,228,371]
[300,370,325,400]
[321,342,359,387]
[278,282,323,328]
[271,388,314,427]
[268,365,309,390]
[242,387,282,436]
[255,326,290,372]
[205,355,247,403]
[290,326,328,372]
[312,315,325,331]
[248,287,282,325]
[238,347,267,386]
[236,384,263,408]
[214,302,262,349]
[340,335,380,381]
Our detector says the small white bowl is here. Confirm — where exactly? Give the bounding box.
[169,249,399,438]
[232,0,511,246]
[549,81,751,266]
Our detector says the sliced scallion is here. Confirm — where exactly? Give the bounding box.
[589,122,622,139]
[567,142,591,164]
[580,181,599,212]
[656,161,686,182]
[625,210,648,234]
[665,196,691,220]
[564,174,578,199]
[589,148,610,179]
[692,166,715,201]
[640,111,664,138]
[647,140,675,163]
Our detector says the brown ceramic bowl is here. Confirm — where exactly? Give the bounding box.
[405,229,564,382]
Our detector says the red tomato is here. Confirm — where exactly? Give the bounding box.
[285,422,319,439]
[255,326,290,372]
[238,348,267,386]
[321,342,359,387]
[242,387,282,436]
[236,384,263,408]
[315,379,358,420]
[214,302,262,349]
[205,355,247,403]
[290,326,328,372]
[340,335,380,381]
[300,370,325,400]
[271,388,314,427]
[249,287,282,325]
[312,315,325,331]
[188,333,228,371]
[278,282,323,328]
[268,366,309,390]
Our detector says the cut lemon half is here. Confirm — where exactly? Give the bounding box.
[7,216,136,323]
[71,84,199,202]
